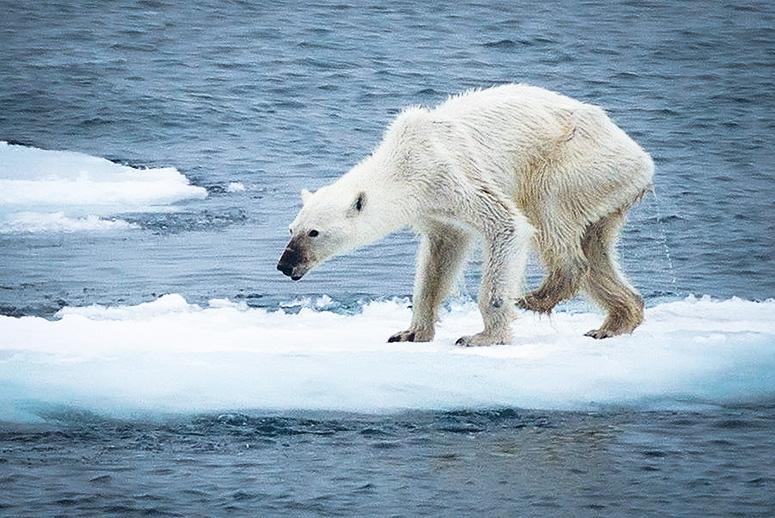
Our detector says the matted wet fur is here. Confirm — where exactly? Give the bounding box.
[518,188,648,339]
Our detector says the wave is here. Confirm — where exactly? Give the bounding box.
[0,142,207,234]
[1,295,773,421]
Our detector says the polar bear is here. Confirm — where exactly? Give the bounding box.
[277,84,653,346]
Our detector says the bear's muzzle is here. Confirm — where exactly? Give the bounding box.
[277,238,308,281]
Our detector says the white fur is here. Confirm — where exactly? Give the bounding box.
[288,84,653,345]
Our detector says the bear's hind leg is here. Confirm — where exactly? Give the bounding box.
[388,223,471,343]
[517,256,587,314]
[581,209,644,339]
[517,228,587,314]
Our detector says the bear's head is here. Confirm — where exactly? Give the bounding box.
[277,185,372,281]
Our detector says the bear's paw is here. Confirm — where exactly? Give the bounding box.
[584,328,619,339]
[455,332,511,347]
[516,292,557,314]
[387,328,434,343]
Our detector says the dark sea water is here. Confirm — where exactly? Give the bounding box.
[1,0,774,515]
[1,409,774,517]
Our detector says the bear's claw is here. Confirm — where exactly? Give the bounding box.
[455,336,475,347]
[455,332,509,347]
[387,329,433,343]
[388,331,415,342]
[584,328,615,339]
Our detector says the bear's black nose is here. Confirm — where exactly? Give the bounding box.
[277,261,294,277]
[278,240,303,279]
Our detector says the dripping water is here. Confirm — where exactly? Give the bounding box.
[651,184,678,290]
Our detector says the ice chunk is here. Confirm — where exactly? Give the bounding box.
[0,141,206,233]
[1,295,773,420]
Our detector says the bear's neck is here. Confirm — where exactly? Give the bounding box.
[339,154,417,238]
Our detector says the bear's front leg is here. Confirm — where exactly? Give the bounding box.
[388,224,471,343]
[454,293,514,347]
[455,213,533,347]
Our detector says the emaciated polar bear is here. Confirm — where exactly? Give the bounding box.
[278,84,653,346]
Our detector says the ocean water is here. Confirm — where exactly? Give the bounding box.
[1,0,774,515]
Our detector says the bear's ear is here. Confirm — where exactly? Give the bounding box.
[347,192,366,218]
[301,189,313,205]
[354,192,366,212]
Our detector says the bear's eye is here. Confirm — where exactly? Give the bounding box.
[308,229,319,238]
